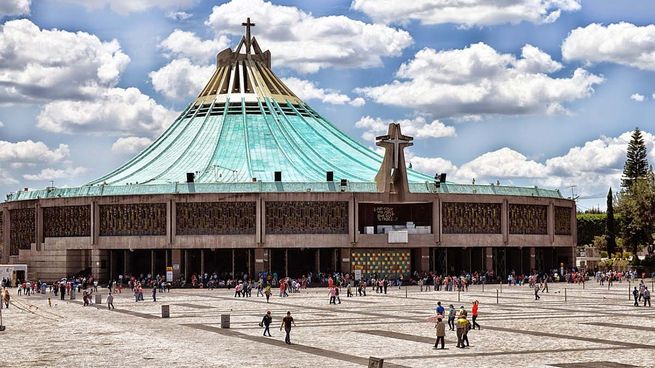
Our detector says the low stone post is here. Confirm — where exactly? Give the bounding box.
[368,357,384,368]
[95,294,102,305]
[221,314,230,328]
[161,305,170,318]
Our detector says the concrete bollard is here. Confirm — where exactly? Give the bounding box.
[368,357,384,368]
[496,289,499,304]
[564,288,567,302]
[70,289,76,300]
[161,305,170,318]
[95,294,102,305]
[457,290,460,302]
[221,314,230,329]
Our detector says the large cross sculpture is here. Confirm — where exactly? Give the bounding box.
[242,18,255,54]
[376,124,413,170]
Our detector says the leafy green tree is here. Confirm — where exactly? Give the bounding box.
[622,127,649,189]
[617,171,655,257]
[606,187,617,257]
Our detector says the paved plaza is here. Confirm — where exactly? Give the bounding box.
[1,281,654,368]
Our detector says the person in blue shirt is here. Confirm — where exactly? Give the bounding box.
[435,301,445,316]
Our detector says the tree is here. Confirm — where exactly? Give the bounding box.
[617,171,655,257]
[622,127,649,189]
[606,187,617,257]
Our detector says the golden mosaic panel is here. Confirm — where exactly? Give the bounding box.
[509,204,548,234]
[351,250,411,278]
[10,207,35,255]
[99,203,166,236]
[554,206,572,235]
[43,205,91,238]
[176,202,256,235]
[442,202,501,234]
[265,201,348,234]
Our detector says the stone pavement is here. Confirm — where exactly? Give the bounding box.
[1,281,654,368]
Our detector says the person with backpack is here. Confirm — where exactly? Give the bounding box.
[260,311,272,337]
[633,287,640,307]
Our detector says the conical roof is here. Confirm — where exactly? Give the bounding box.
[88,20,432,186]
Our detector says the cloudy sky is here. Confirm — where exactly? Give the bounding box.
[1,0,655,211]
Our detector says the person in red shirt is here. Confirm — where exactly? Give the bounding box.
[472,300,480,330]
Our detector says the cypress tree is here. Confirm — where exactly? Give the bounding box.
[605,187,617,257]
[622,127,649,189]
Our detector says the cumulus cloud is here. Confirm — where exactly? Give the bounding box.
[631,93,645,102]
[60,0,198,15]
[0,140,69,163]
[351,0,581,27]
[562,23,655,71]
[410,130,655,197]
[36,87,177,137]
[282,77,365,107]
[111,136,152,154]
[0,0,30,17]
[149,58,214,101]
[0,168,17,185]
[23,166,86,181]
[167,11,192,21]
[159,29,230,64]
[0,19,130,103]
[205,0,413,73]
[357,43,602,118]
[355,115,455,142]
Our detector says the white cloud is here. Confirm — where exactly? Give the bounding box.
[357,43,602,118]
[167,11,192,21]
[0,0,30,17]
[159,29,230,64]
[351,0,581,27]
[355,115,455,142]
[111,136,152,154]
[410,130,655,197]
[0,19,130,103]
[631,93,645,102]
[282,77,365,107]
[60,0,198,15]
[149,58,214,101]
[0,140,69,163]
[36,87,177,137]
[0,168,17,185]
[0,121,4,127]
[206,0,413,73]
[23,166,86,181]
[562,23,655,71]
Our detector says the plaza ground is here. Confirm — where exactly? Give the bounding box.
[1,281,654,368]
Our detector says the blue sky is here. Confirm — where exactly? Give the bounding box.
[1,0,655,211]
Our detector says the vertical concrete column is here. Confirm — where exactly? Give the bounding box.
[315,250,320,273]
[124,250,130,276]
[91,248,108,282]
[548,201,555,245]
[92,201,99,246]
[502,200,508,245]
[485,247,493,273]
[353,195,359,244]
[169,200,176,245]
[256,196,262,245]
[420,247,430,273]
[254,247,266,274]
[172,248,182,281]
[231,249,235,277]
[433,199,440,244]
[348,195,355,244]
[35,202,42,251]
[2,207,9,263]
[151,250,155,276]
[530,246,536,272]
[184,249,188,280]
[200,249,205,276]
[340,248,351,274]
[284,249,288,277]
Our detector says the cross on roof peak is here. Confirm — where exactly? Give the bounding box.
[242,17,255,54]
[376,124,413,170]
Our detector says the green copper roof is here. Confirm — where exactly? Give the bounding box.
[87,99,433,186]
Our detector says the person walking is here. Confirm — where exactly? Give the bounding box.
[107,293,115,310]
[472,300,480,330]
[264,284,271,303]
[280,311,296,344]
[260,311,272,337]
[633,287,640,307]
[152,286,157,302]
[447,304,456,331]
[2,289,10,309]
[434,317,446,349]
[534,284,540,300]
[644,287,651,307]
[435,301,445,317]
[456,314,468,348]
[328,287,336,304]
